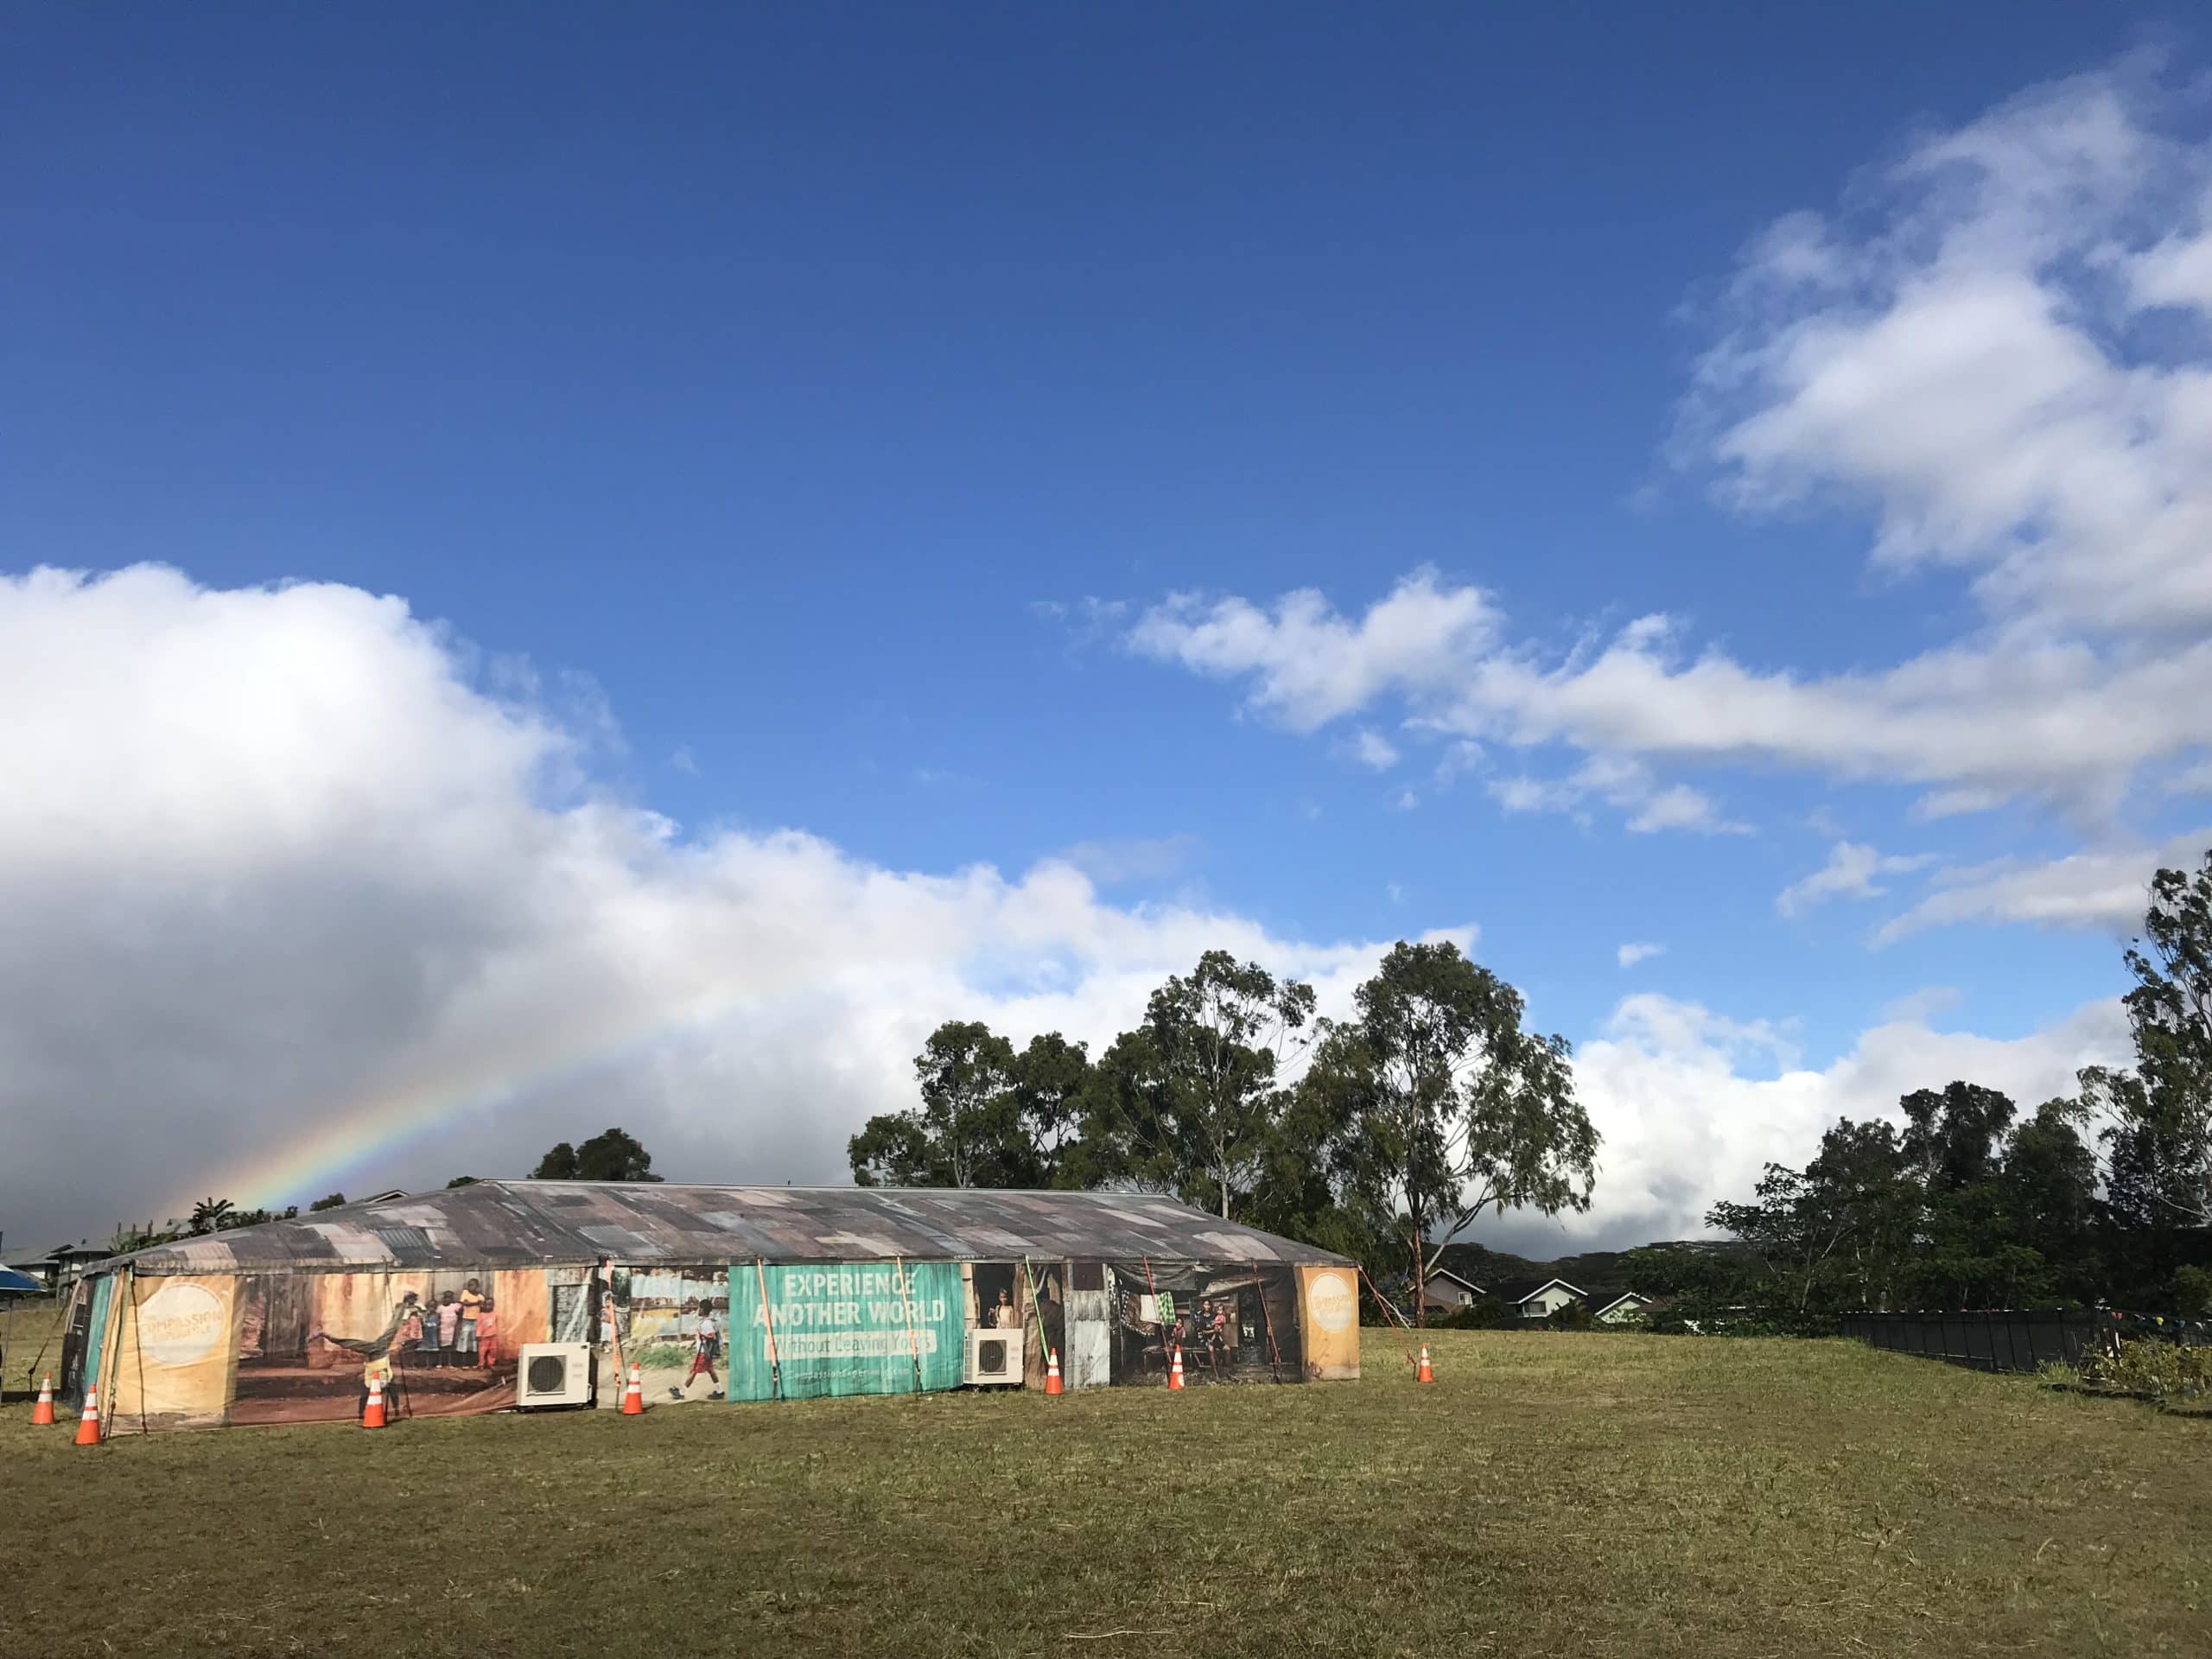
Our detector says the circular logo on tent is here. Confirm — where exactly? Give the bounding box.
[137,1282,225,1368]
[1306,1271,1354,1333]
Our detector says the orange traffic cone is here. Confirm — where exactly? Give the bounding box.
[73,1384,102,1446]
[1417,1344,1434,1384]
[362,1373,388,1429]
[1045,1350,1063,1395]
[1167,1346,1185,1390]
[31,1374,55,1426]
[620,1363,645,1415]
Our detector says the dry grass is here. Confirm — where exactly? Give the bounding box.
[3,1330,2207,1657]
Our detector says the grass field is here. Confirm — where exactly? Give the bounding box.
[3,1329,2207,1658]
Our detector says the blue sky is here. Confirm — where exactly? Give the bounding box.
[6,7,2208,1249]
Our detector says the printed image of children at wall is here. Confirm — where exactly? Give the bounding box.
[227,1268,547,1425]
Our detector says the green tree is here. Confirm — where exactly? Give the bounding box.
[187,1197,236,1236]
[1077,951,1317,1219]
[1997,1099,2101,1303]
[1008,1031,1092,1185]
[849,1021,1089,1187]
[2171,1264,2212,1318]
[308,1192,347,1212]
[1802,1118,1917,1312]
[1707,1164,1850,1320]
[531,1127,662,1182]
[1306,940,1595,1323]
[2083,846,2212,1228]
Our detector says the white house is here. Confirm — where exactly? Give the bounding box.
[1420,1268,1486,1313]
[1493,1276,1586,1318]
[1590,1290,1653,1325]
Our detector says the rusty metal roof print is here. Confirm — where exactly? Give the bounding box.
[99,1182,1353,1274]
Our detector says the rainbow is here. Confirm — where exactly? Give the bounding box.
[179,978,767,1214]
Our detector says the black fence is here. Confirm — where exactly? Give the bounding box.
[1840,1309,2210,1373]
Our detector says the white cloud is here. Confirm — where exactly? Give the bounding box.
[1122,65,2212,833]
[1054,834,1200,886]
[1875,829,2212,942]
[1696,61,2212,635]
[1490,753,1747,836]
[1776,840,1936,918]
[1880,986,1962,1024]
[0,564,2145,1255]
[1616,942,1664,969]
[1126,566,1499,730]
[1349,728,1401,771]
[1548,991,2128,1249]
[0,565,1408,1244]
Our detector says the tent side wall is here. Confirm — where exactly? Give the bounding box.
[107,1271,239,1431]
[1296,1263,1360,1380]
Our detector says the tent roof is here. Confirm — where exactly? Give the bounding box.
[95,1181,1353,1275]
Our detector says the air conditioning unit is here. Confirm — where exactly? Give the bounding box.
[516,1342,594,1408]
[965,1326,1025,1386]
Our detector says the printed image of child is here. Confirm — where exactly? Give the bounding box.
[686,1303,721,1398]
[474,1298,499,1369]
[456,1278,484,1365]
[435,1291,461,1367]
[393,1292,424,1362]
[416,1289,442,1367]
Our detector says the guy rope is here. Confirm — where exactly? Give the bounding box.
[1356,1262,1423,1375]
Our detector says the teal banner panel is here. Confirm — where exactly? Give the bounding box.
[80,1273,114,1405]
[725,1262,965,1401]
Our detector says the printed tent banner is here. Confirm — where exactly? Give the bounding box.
[726,1262,964,1401]
[1102,1262,1304,1384]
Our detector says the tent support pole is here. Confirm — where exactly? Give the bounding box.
[753,1258,783,1401]
[893,1255,925,1394]
[1020,1255,1054,1379]
[1251,1260,1284,1383]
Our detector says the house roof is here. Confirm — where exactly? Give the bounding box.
[3,1242,105,1268]
[1428,1268,1484,1294]
[1490,1276,1587,1306]
[94,1182,1355,1275]
[1589,1288,1650,1315]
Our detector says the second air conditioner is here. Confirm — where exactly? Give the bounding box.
[965,1326,1025,1386]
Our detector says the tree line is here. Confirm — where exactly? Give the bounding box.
[848,940,1599,1319]
[1667,846,2212,1328]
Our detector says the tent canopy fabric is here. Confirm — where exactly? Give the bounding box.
[93,1182,1353,1275]
[0,1265,48,1294]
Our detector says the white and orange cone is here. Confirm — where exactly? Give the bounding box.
[1167,1345,1185,1390]
[1044,1350,1063,1395]
[31,1373,55,1426]
[1417,1344,1434,1384]
[362,1373,388,1429]
[73,1384,102,1446]
[620,1363,645,1415]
